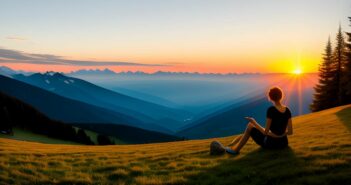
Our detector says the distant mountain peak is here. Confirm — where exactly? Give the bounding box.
[0,66,15,72]
[29,72,67,80]
[44,71,56,76]
[43,71,65,77]
[68,68,116,75]
[0,66,35,77]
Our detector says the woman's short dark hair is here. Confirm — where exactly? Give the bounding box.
[268,87,283,102]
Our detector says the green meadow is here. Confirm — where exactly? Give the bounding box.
[0,105,351,185]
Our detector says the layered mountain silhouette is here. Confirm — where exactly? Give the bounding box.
[0,75,170,133]
[0,91,181,144]
[13,72,191,131]
[177,97,270,139]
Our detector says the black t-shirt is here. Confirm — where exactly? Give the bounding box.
[266,106,291,135]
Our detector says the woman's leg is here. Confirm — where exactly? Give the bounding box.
[228,135,242,146]
[231,122,254,152]
[251,121,265,134]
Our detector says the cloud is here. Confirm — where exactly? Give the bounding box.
[0,48,168,67]
[5,36,28,41]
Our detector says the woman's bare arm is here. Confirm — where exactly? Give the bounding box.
[267,118,293,138]
[256,118,284,138]
[245,116,293,138]
[267,131,286,138]
[264,118,272,135]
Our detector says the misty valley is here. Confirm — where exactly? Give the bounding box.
[1,66,317,142]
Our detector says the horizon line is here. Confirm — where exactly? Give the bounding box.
[1,65,318,76]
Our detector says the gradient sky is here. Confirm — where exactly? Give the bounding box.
[0,0,350,73]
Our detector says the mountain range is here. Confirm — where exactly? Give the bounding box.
[68,68,262,77]
[0,66,316,140]
[13,72,192,131]
[68,68,116,76]
[0,74,171,133]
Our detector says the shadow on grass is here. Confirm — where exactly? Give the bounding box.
[184,147,304,185]
[335,106,351,131]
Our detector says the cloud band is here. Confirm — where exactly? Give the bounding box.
[0,48,168,67]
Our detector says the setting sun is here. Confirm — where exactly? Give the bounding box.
[293,69,302,75]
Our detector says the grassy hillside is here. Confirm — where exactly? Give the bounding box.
[0,105,351,184]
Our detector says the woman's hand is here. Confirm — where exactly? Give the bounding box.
[245,117,256,124]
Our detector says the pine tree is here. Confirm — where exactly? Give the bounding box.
[343,17,351,104]
[333,25,347,105]
[311,38,335,111]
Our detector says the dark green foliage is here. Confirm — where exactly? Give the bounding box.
[311,24,350,112]
[0,106,13,135]
[343,17,351,104]
[97,134,114,145]
[71,123,181,144]
[311,38,335,111]
[0,91,95,145]
[77,129,94,145]
[333,25,347,104]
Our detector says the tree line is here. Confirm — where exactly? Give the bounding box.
[311,17,351,112]
[0,91,114,145]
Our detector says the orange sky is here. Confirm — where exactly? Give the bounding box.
[0,48,320,74]
[0,0,349,74]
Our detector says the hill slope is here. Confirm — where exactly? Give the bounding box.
[0,75,170,133]
[0,90,179,144]
[178,97,270,139]
[70,123,182,144]
[0,105,351,184]
[0,91,94,145]
[178,88,314,139]
[0,127,81,145]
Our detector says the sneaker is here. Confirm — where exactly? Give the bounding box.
[224,147,239,155]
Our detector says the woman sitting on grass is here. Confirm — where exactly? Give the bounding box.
[225,86,293,155]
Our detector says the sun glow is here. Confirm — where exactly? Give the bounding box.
[292,69,302,75]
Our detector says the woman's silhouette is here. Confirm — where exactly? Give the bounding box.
[225,87,293,154]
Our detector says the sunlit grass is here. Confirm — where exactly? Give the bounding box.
[0,105,351,184]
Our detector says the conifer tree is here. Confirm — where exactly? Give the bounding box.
[333,25,347,105]
[311,38,335,111]
[343,17,351,104]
